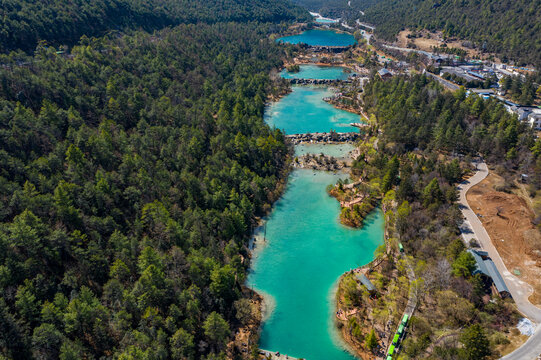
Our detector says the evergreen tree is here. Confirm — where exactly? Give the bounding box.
[365,328,378,352]
[459,324,490,360]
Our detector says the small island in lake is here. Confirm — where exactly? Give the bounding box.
[286,64,301,73]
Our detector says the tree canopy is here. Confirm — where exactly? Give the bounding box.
[0,2,303,357]
[0,0,310,53]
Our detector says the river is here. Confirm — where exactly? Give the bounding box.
[247,63,384,360]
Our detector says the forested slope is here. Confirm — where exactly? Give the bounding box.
[0,1,306,358]
[361,0,541,67]
[0,0,310,52]
[292,0,540,67]
[289,0,378,19]
[363,75,535,168]
[346,75,533,358]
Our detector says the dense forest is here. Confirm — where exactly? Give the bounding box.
[363,75,536,173]
[0,0,310,53]
[290,0,365,17]
[294,0,541,67]
[0,0,309,356]
[335,74,534,358]
[361,0,541,67]
[290,0,382,21]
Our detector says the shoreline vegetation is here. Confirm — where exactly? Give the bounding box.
[327,136,381,228]
[0,4,315,358]
[286,64,301,73]
[329,73,536,359]
[254,20,536,359]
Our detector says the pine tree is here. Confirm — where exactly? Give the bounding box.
[459,324,490,360]
[365,328,378,352]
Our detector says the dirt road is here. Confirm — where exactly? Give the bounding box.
[458,160,541,359]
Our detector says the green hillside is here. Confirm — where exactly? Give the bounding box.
[361,0,541,66]
[291,0,541,67]
[0,1,307,359]
[0,0,310,52]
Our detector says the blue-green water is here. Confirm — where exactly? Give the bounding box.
[265,87,360,134]
[294,143,355,158]
[249,50,382,360]
[315,18,339,24]
[277,29,356,47]
[280,65,352,80]
[248,170,384,360]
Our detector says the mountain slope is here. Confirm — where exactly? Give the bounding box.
[0,1,305,359]
[362,0,541,66]
[0,0,310,52]
[290,0,541,67]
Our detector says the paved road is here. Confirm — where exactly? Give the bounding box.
[457,160,541,360]
[355,20,375,31]
[381,44,454,60]
[425,72,460,91]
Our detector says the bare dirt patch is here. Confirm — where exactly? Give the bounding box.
[466,173,541,305]
[396,30,499,60]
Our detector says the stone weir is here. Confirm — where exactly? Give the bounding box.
[286,132,360,144]
[289,78,352,85]
[310,45,353,53]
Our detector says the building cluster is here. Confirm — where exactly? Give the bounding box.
[465,91,541,130]
[508,106,541,130]
[440,65,494,82]
[444,63,541,130]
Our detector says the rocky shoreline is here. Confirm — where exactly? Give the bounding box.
[293,153,349,171]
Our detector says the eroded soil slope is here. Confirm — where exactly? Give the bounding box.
[467,173,541,305]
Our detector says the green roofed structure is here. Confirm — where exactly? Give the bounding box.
[392,333,400,344]
[398,324,404,334]
[402,314,409,324]
[388,345,395,356]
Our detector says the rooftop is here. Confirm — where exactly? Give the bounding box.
[356,273,376,292]
[468,249,489,276]
[484,259,510,295]
[468,249,510,295]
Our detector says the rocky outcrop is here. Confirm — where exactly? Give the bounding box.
[293,153,348,171]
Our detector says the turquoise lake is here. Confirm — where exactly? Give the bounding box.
[280,65,352,80]
[315,18,339,24]
[265,86,360,134]
[277,29,356,47]
[248,170,384,360]
[248,55,382,360]
[294,143,355,158]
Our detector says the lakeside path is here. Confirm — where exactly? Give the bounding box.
[384,251,418,356]
[457,160,541,359]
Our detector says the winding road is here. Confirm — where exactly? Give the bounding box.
[457,160,541,360]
